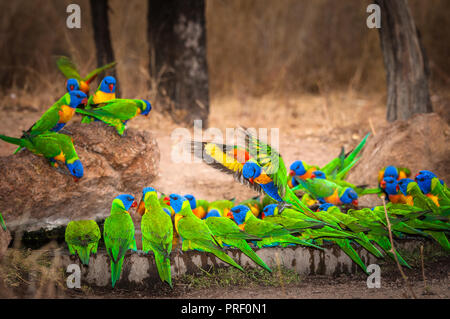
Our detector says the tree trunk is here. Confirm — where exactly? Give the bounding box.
[375,0,432,122]
[147,0,209,126]
[90,0,118,94]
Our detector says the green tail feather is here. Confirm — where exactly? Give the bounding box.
[111,255,125,288]
[154,251,173,288]
[371,235,411,268]
[0,134,24,146]
[334,238,367,273]
[343,133,370,168]
[186,239,244,271]
[13,146,23,154]
[236,240,272,272]
[77,246,91,266]
[425,231,450,251]
[354,233,384,258]
[0,212,6,231]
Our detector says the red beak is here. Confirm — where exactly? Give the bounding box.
[249,178,254,184]
[70,85,74,91]
[396,185,400,192]
[81,98,88,105]
[380,181,386,189]
[310,174,316,179]
[289,170,295,176]
[73,177,79,182]
[261,212,265,219]
[227,211,234,219]
[131,201,137,208]
[109,84,114,92]
[352,200,358,206]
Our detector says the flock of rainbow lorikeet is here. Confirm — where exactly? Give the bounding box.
[0,56,151,181]
[65,128,448,288]
[0,59,448,289]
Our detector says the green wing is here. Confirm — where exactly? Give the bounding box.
[295,178,338,199]
[83,61,117,83]
[0,212,6,231]
[56,56,82,80]
[239,127,288,196]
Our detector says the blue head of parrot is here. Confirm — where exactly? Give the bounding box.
[340,188,358,205]
[383,166,399,180]
[66,159,84,181]
[115,194,136,211]
[184,194,197,209]
[230,205,250,225]
[242,161,262,184]
[137,187,157,215]
[142,187,157,197]
[169,193,186,213]
[415,171,436,194]
[318,203,334,211]
[313,170,326,179]
[205,209,221,219]
[289,160,306,177]
[68,90,87,108]
[262,204,277,218]
[380,177,398,195]
[66,78,80,92]
[398,178,414,196]
[140,100,152,116]
[100,76,116,93]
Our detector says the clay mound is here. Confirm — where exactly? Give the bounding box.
[0,121,160,232]
[347,113,450,206]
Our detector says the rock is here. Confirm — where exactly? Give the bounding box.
[347,113,450,206]
[0,122,160,232]
[0,228,11,260]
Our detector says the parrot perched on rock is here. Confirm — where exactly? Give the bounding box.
[137,187,174,288]
[56,55,117,95]
[169,194,244,271]
[13,90,87,154]
[76,98,152,135]
[204,210,272,272]
[0,132,84,181]
[238,196,263,217]
[230,205,323,249]
[65,220,101,265]
[84,76,117,110]
[103,194,137,288]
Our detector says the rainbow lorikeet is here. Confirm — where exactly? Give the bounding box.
[238,196,263,217]
[65,220,101,265]
[184,194,209,219]
[208,199,235,218]
[292,177,359,206]
[13,90,87,154]
[380,177,409,204]
[56,55,117,95]
[312,170,381,196]
[204,210,272,272]
[169,194,244,271]
[103,194,137,288]
[288,133,370,187]
[136,187,174,288]
[415,171,449,206]
[230,205,323,249]
[76,98,152,135]
[84,76,117,110]
[0,132,83,181]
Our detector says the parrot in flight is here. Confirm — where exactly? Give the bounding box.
[65,220,101,265]
[13,90,87,154]
[76,98,152,135]
[0,132,84,181]
[56,55,117,95]
[103,194,137,288]
[169,194,244,271]
[204,210,272,272]
[137,187,174,288]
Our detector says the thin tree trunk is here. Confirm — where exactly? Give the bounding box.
[147,0,209,126]
[90,0,118,94]
[375,0,432,121]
